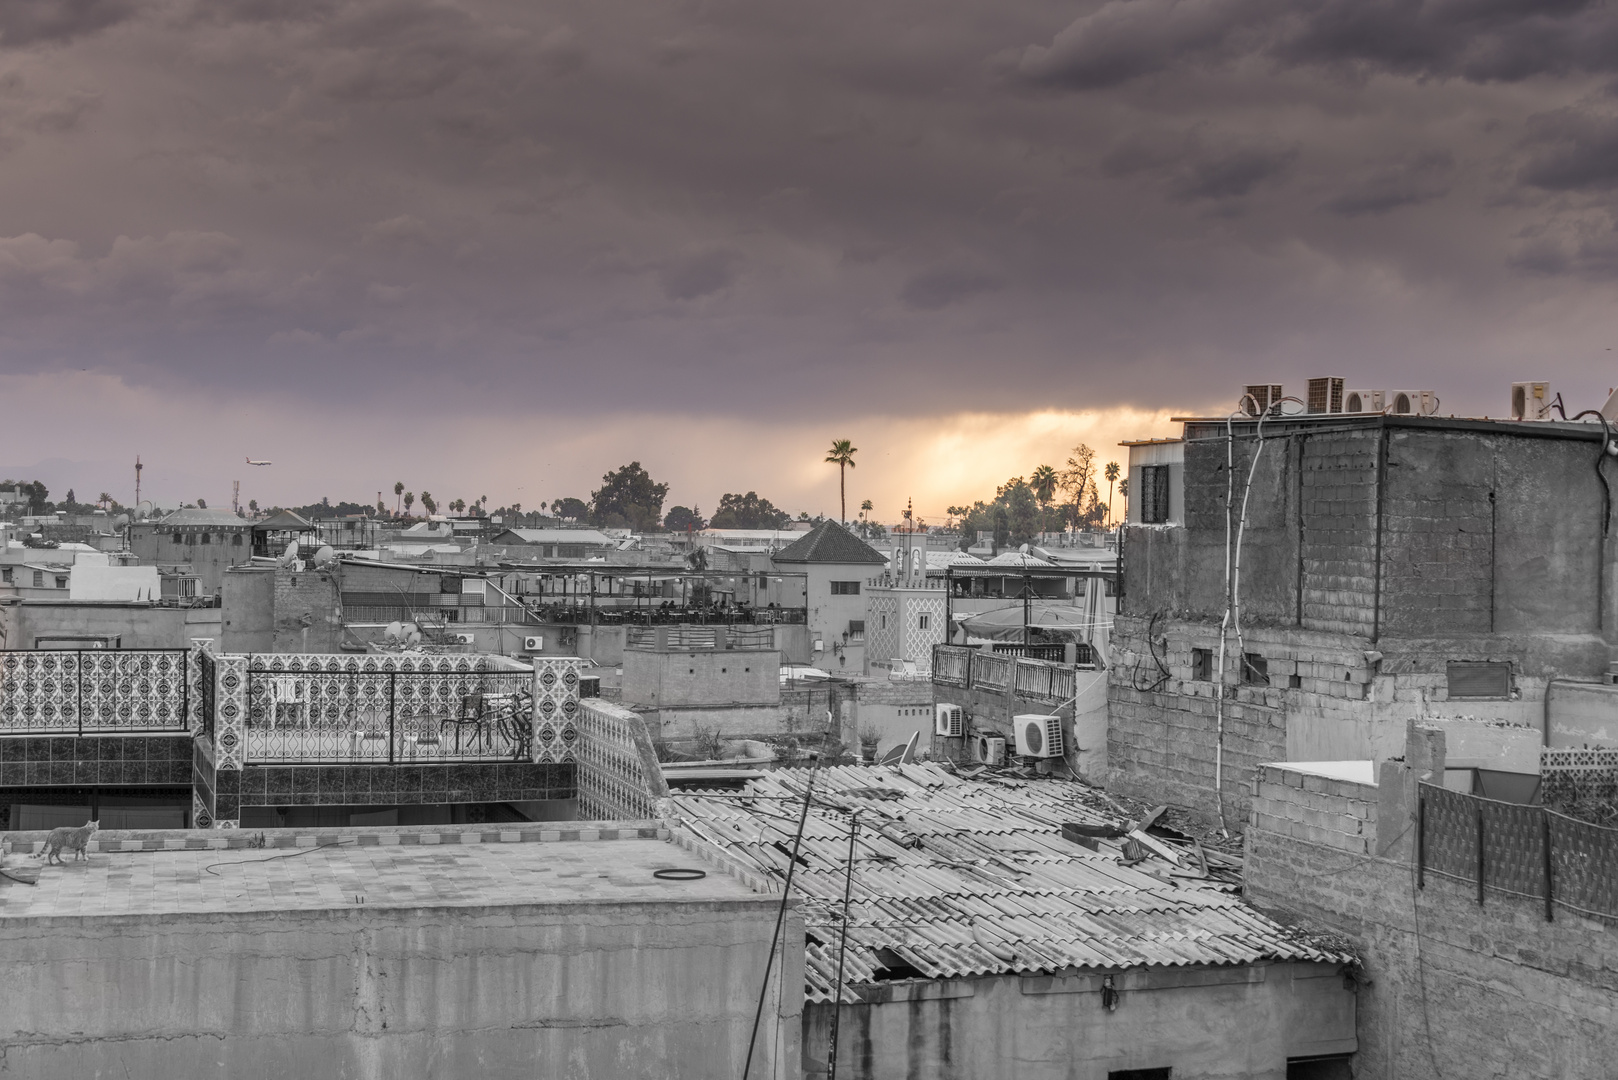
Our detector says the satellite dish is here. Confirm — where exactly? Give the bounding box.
[312,545,336,568]
[136,500,154,520]
[384,621,403,643]
[278,539,298,566]
[1019,543,1029,555]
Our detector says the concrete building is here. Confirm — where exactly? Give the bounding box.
[668,763,1357,1080]
[129,507,255,595]
[620,624,783,744]
[770,521,887,675]
[1111,411,1618,823]
[0,825,802,1079]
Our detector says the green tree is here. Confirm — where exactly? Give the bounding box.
[393,481,404,515]
[1030,465,1058,511]
[1004,478,1039,546]
[404,492,414,516]
[249,499,259,514]
[197,498,207,509]
[589,461,669,531]
[709,491,791,529]
[98,492,113,509]
[553,497,588,520]
[1060,444,1097,529]
[859,498,874,537]
[1103,461,1121,526]
[420,491,437,515]
[824,438,858,524]
[664,505,705,532]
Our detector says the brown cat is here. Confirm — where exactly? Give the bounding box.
[40,820,98,864]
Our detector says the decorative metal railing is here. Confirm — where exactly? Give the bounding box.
[1419,782,1618,922]
[971,652,1014,691]
[242,669,536,764]
[0,650,191,734]
[624,625,777,650]
[992,643,1069,662]
[931,645,971,687]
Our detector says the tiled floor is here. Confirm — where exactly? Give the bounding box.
[0,838,750,918]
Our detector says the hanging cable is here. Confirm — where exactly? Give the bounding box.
[825,811,860,1080]
[742,760,824,1080]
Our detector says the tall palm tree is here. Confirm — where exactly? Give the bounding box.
[393,481,404,515]
[404,491,414,516]
[859,498,873,537]
[1030,465,1058,510]
[825,439,858,524]
[1103,461,1121,526]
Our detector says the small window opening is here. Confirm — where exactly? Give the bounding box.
[1191,648,1212,681]
[1242,654,1268,686]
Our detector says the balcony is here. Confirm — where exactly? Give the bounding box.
[930,644,1090,706]
[0,650,193,734]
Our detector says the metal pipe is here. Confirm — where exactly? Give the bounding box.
[827,812,860,1080]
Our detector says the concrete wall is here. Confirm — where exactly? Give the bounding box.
[621,647,780,709]
[221,566,276,653]
[273,568,343,653]
[0,898,803,1079]
[129,521,254,594]
[1244,752,1618,1080]
[795,564,871,672]
[0,599,222,649]
[802,963,1354,1080]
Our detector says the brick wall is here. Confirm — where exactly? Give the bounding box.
[272,569,342,653]
[1298,431,1379,636]
[1245,763,1618,1080]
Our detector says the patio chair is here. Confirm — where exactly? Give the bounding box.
[270,677,307,728]
[900,660,919,681]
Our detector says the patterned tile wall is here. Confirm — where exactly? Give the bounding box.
[576,699,669,821]
[213,762,572,822]
[530,657,582,764]
[0,736,193,787]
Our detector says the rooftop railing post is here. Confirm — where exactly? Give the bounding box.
[1416,792,1425,889]
[1476,807,1486,906]
[388,672,397,766]
[76,650,84,738]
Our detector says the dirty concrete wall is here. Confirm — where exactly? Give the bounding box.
[802,963,1353,1080]
[1245,763,1618,1080]
[0,898,803,1080]
[621,647,780,708]
[273,567,343,653]
[0,601,222,650]
[221,567,276,653]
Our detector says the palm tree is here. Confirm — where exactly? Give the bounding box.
[1030,465,1058,510]
[393,481,404,515]
[420,491,436,515]
[404,492,414,516]
[97,491,113,509]
[859,498,873,537]
[825,439,858,524]
[1103,461,1121,526]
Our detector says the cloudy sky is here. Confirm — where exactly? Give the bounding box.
[2,0,1616,519]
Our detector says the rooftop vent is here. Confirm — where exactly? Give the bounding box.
[1388,390,1439,416]
[1306,377,1345,414]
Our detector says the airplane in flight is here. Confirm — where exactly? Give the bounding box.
[246,457,272,466]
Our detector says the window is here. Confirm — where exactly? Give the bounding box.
[1242,653,1269,686]
[1140,464,1172,524]
[847,620,865,640]
[830,581,861,596]
[0,568,9,583]
[185,532,196,546]
[32,570,43,587]
[1109,1070,1171,1080]
[172,531,183,543]
[200,532,211,545]
[918,613,931,630]
[1447,661,1510,700]
[232,534,243,547]
[1191,648,1212,681]
[55,576,67,589]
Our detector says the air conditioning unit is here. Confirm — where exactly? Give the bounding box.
[1242,384,1284,416]
[1013,714,1064,759]
[973,733,1006,766]
[1387,390,1439,416]
[935,703,964,738]
[1306,377,1345,414]
[1511,381,1552,421]
[1344,389,1385,413]
[522,635,544,652]
[450,632,475,645]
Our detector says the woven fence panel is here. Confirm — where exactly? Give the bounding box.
[1548,812,1618,919]
[1421,784,1479,881]
[1480,799,1545,900]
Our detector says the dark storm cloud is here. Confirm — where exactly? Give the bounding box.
[1018,0,1618,88]
[0,0,1615,428]
[0,0,134,48]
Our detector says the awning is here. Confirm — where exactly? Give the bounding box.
[958,603,1100,641]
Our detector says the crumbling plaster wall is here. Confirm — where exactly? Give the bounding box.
[1245,757,1618,1080]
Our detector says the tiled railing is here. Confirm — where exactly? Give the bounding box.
[575,699,669,821]
[972,652,1014,691]
[0,650,192,734]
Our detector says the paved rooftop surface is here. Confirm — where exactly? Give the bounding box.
[0,836,753,919]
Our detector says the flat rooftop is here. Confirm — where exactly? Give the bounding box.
[0,831,755,919]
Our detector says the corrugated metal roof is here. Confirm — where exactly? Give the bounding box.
[667,763,1348,1003]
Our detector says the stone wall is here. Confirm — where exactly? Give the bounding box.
[1244,749,1618,1080]
[272,568,343,653]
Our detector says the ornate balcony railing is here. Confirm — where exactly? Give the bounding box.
[972,652,1014,691]
[0,650,192,734]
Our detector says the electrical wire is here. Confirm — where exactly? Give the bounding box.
[202,836,356,876]
[741,758,824,1079]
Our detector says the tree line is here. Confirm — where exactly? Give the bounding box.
[945,444,1122,552]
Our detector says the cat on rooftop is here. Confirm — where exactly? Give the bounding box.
[39,820,98,865]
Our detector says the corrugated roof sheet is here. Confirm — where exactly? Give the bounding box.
[667,764,1349,1003]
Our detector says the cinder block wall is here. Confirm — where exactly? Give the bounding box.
[1245,767,1618,1080]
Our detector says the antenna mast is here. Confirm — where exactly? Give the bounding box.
[233,480,241,515]
[134,456,143,517]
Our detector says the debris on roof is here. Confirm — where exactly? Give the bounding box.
[666,763,1348,1003]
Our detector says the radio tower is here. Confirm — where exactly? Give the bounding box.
[233,479,241,515]
[134,456,143,517]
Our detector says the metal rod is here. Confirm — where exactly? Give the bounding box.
[1416,794,1425,889]
[1543,812,1555,923]
[1476,807,1486,906]
[388,672,396,766]
[77,650,83,738]
[827,812,860,1080]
